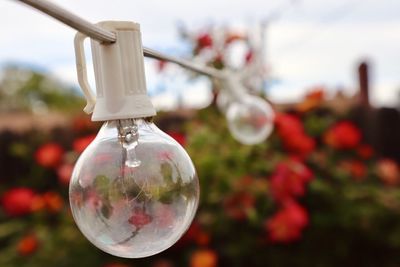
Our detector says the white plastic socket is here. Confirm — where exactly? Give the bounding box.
[74,21,156,121]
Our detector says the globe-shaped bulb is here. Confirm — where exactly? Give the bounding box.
[69,119,199,258]
[226,95,275,145]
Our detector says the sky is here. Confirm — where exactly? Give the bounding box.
[0,0,399,109]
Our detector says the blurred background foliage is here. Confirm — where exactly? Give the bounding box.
[0,66,84,113]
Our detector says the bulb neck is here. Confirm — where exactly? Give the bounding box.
[117,119,138,143]
[97,119,152,140]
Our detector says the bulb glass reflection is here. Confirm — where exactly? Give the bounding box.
[69,119,199,258]
[226,95,275,145]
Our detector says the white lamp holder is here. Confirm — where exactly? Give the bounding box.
[74,21,156,121]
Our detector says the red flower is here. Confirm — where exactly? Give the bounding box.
[196,33,213,50]
[128,207,152,228]
[357,144,374,159]
[223,192,255,221]
[341,160,367,181]
[73,134,96,153]
[376,159,400,186]
[269,158,313,203]
[275,113,304,137]
[31,191,64,214]
[265,201,309,243]
[35,143,64,168]
[190,249,218,267]
[17,234,39,256]
[1,188,36,217]
[57,163,74,185]
[275,113,315,157]
[324,121,361,150]
[168,131,186,146]
[42,192,64,213]
[283,134,315,157]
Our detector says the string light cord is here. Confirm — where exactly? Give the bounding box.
[15,0,225,80]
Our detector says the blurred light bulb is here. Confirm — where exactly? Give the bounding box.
[69,119,199,258]
[216,89,234,114]
[226,95,275,145]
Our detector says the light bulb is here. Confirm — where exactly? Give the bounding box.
[69,118,199,258]
[216,89,234,114]
[226,95,275,145]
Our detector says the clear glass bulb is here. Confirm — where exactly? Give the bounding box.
[226,95,275,145]
[69,119,199,258]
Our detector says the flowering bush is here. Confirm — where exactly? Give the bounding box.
[182,103,400,267]
[0,97,399,266]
